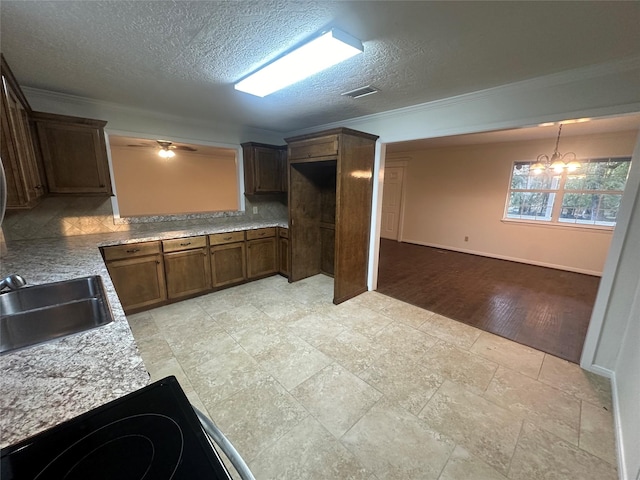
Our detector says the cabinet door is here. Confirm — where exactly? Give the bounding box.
[254,147,282,193]
[35,114,112,194]
[164,248,211,299]
[211,242,246,288]
[278,235,290,277]
[106,254,166,312]
[1,76,44,207]
[242,143,286,194]
[247,237,277,279]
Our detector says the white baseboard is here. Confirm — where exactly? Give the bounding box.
[609,373,629,480]
[399,238,602,277]
[581,363,614,378]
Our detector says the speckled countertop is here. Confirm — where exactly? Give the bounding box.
[97,220,288,246]
[0,220,286,448]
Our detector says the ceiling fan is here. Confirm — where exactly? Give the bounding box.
[126,139,198,158]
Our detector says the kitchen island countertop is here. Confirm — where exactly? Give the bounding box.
[0,220,286,448]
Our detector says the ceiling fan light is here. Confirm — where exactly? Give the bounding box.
[158,149,175,158]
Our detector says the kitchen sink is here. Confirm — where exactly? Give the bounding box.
[0,276,114,354]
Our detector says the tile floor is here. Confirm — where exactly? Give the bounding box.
[127,274,618,480]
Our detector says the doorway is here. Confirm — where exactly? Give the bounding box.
[380,163,406,240]
[374,116,640,362]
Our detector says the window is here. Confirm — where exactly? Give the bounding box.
[506,157,631,227]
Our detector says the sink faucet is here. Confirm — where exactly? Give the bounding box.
[0,274,27,292]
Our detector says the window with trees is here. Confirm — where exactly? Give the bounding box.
[505,157,632,227]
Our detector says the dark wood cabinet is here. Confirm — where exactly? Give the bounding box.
[102,241,167,312]
[209,231,247,288]
[33,111,112,195]
[242,142,287,194]
[278,227,290,278]
[286,128,379,304]
[247,228,277,279]
[163,236,211,300]
[1,55,45,208]
[102,228,284,313]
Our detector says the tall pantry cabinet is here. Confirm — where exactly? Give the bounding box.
[285,128,378,304]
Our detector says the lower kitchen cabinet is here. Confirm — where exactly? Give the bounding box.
[102,227,285,314]
[210,242,247,288]
[105,254,167,312]
[247,228,277,279]
[163,236,211,300]
[209,231,246,288]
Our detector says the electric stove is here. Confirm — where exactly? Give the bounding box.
[1,376,232,479]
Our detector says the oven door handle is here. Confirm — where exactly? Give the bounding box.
[192,405,256,480]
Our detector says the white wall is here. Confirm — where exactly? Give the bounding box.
[612,273,640,480]
[574,132,640,480]
[394,131,636,275]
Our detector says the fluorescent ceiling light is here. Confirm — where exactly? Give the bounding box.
[234,28,364,97]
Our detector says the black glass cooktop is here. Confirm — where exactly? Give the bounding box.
[1,376,231,480]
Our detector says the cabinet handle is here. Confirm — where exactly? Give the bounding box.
[179,242,191,246]
[99,184,105,188]
[223,236,232,241]
[34,185,44,190]
[258,232,265,236]
[126,248,140,254]
[156,260,160,265]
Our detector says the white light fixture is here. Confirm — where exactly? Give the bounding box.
[234,28,364,97]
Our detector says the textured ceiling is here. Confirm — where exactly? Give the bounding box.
[1,1,639,134]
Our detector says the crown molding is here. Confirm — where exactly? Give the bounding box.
[22,86,283,141]
[284,55,640,138]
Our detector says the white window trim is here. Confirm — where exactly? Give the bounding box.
[504,156,631,229]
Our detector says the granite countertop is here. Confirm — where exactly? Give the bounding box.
[96,220,288,247]
[0,220,285,448]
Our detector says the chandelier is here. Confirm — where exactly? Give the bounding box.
[531,124,581,174]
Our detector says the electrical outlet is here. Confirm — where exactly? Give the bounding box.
[464,236,469,242]
[252,206,258,214]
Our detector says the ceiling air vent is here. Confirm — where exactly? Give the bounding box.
[341,85,379,99]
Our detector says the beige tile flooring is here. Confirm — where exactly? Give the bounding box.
[127,274,618,480]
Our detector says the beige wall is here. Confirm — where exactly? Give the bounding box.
[111,146,238,216]
[394,130,637,275]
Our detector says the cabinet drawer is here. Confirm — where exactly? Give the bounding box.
[246,227,276,240]
[103,241,161,261]
[278,227,289,239]
[209,231,245,246]
[162,236,207,253]
[288,135,338,160]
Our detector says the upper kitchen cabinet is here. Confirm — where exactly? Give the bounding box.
[33,111,112,195]
[286,127,378,304]
[1,55,46,208]
[241,142,287,194]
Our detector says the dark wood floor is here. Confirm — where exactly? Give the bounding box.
[376,239,600,363]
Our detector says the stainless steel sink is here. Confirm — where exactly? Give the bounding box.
[0,276,114,354]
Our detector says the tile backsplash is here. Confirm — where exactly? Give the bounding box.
[1,195,288,241]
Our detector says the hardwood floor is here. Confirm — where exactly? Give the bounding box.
[376,239,601,363]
